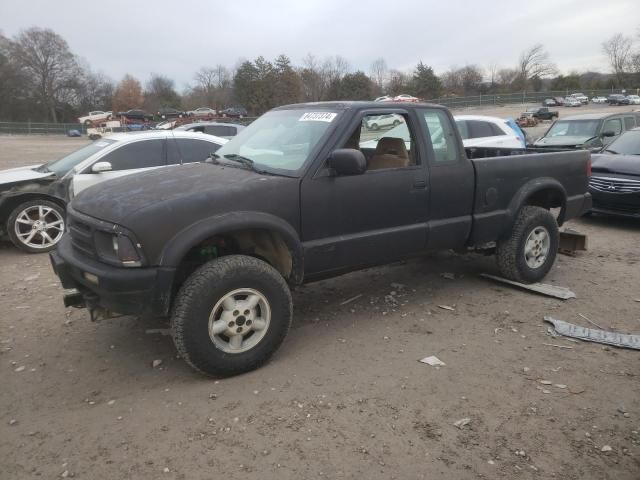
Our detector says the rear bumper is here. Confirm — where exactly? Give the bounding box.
[50,236,175,317]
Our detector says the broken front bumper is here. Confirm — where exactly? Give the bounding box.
[50,236,175,317]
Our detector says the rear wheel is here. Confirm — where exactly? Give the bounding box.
[496,206,559,283]
[7,199,65,253]
[171,255,292,377]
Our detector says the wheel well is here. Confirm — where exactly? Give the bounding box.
[173,228,294,295]
[0,194,66,225]
[523,188,565,224]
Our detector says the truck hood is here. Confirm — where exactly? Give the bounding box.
[534,135,594,147]
[72,162,298,226]
[591,153,640,177]
[0,164,54,188]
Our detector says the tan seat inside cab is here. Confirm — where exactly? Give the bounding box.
[368,137,410,170]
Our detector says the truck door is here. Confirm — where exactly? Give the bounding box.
[415,108,475,250]
[300,111,429,277]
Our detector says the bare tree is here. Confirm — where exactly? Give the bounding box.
[369,57,388,90]
[517,44,557,89]
[602,33,633,84]
[9,27,81,122]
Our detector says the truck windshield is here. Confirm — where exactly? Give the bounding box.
[545,120,599,138]
[214,109,339,173]
[37,139,116,176]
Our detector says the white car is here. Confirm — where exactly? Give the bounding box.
[591,96,607,104]
[364,114,403,130]
[188,107,217,118]
[70,131,227,196]
[393,94,420,102]
[564,97,582,107]
[374,95,394,102]
[78,111,112,125]
[627,95,640,105]
[570,93,589,104]
[454,115,525,149]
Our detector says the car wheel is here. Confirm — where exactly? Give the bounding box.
[392,120,400,127]
[171,255,293,377]
[84,119,92,126]
[496,206,559,284]
[370,123,379,131]
[7,199,65,253]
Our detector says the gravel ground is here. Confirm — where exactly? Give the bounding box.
[0,110,639,479]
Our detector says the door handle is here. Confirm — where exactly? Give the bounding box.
[413,180,427,189]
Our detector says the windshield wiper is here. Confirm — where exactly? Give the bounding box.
[603,149,618,154]
[223,154,256,169]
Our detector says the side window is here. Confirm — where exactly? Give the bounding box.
[167,139,220,164]
[489,123,506,136]
[604,118,622,135]
[420,109,459,163]
[624,117,635,130]
[205,125,235,137]
[339,113,418,170]
[100,139,164,171]
[468,121,496,138]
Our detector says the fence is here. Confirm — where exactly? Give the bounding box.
[0,121,86,135]
[426,89,635,109]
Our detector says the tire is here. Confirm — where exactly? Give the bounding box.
[84,119,92,126]
[496,206,559,284]
[370,123,379,130]
[7,199,65,253]
[171,255,293,377]
[392,120,400,127]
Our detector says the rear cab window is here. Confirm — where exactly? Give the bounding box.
[418,109,459,163]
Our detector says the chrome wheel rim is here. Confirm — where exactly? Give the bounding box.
[524,226,550,269]
[208,288,271,354]
[14,205,64,249]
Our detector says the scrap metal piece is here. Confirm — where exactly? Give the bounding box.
[544,316,640,350]
[559,229,588,256]
[480,274,576,300]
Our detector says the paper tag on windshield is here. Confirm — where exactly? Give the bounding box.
[299,112,337,122]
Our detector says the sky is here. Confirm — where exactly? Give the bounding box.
[1,0,638,89]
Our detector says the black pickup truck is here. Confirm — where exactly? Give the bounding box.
[50,101,592,377]
[525,107,559,121]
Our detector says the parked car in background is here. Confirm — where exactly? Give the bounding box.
[591,96,607,104]
[455,115,526,148]
[525,107,559,121]
[393,94,420,102]
[364,114,403,130]
[219,107,248,118]
[176,122,245,139]
[627,95,640,105]
[78,111,112,125]
[153,120,176,130]
[588,127,640,218]
[564,97,582,107]
[374,95,393,102]
[116,109,154,121]
[187,107,217,118]
[533,112,639,150]
[543,98,558,106]
[553,96,565,106]
[0,131,227,253]
[607,94,629,105]
[157,107,185,119]
[570,93,589,104]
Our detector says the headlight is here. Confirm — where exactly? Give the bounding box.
[94,231,142,267]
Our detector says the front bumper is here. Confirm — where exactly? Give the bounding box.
[50,235,175,317]
[589,189,640,218]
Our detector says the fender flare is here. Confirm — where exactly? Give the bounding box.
[506,178,567,228]
[158,211,304,284]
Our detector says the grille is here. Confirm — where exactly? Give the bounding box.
[67,214,97,258]
[589,176,640,194]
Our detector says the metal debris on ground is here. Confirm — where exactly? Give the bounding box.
[453,417,471,428]
[438,305,455,311]
[480,274,576,300]
[578,313,605,330]
[339,294,363,306]
[558,228,588,256]
[545,316,640,351]
[542,343,573,349]
[419,355,446,367]
[440,272,456,280]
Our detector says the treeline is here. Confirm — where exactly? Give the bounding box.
[1,27,639,123]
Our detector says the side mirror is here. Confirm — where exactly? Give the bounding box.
[601,130,616,138]
[91,161,112,173]
[327,149,366,176]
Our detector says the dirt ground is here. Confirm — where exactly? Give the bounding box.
[1,109,639,479]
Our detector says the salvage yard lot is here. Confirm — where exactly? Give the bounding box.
[1,117,639,479]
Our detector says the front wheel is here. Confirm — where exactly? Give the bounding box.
[496,206,559,283]
[7,199,65,253]
[171,255,293,377]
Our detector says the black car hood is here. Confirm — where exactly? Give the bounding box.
[591,153,640,177]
